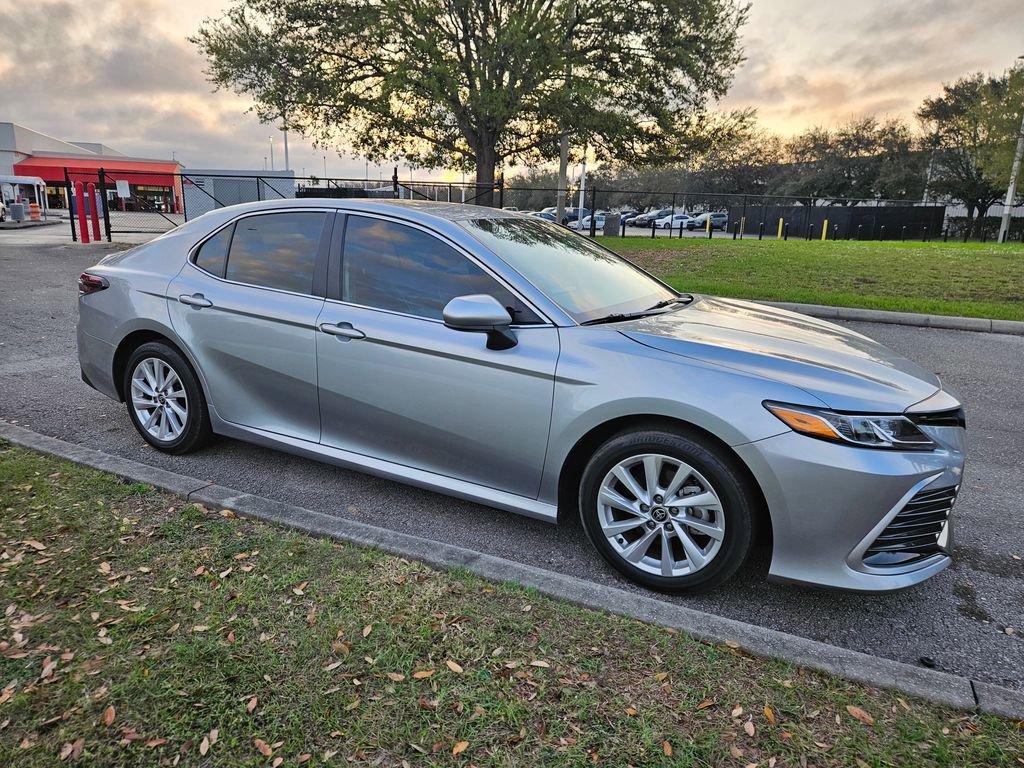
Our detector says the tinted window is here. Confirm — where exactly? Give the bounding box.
[459,218,675,323]
[225,212,325,294]
[194,223,232,278]
[342,216,540,323]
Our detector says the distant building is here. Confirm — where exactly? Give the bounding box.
[0,122,182,212]
[182,169,296,221]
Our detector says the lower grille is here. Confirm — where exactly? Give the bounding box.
[863,485,957,567]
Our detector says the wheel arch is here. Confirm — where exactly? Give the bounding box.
[111,324,208,405]
[556,414,773,546]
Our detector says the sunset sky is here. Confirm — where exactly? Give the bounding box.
[1,0,1021,177]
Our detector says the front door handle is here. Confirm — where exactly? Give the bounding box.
[319,322,366,340]
[178,293,213,309]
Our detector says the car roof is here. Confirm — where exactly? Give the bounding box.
[202,197,522,225]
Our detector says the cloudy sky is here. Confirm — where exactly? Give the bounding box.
[1,0,1021,178]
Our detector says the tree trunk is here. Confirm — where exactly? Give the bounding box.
[474,143,497,207]
[965,202,977,239]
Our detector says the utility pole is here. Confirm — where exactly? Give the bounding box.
[555,0,576,224]
[269,137,275,171]
[998,56,1024,243]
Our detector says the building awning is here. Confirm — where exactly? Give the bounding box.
[13,156,181,186]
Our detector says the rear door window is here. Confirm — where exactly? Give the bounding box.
[225,212,326,294]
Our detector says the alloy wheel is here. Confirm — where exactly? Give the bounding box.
[130,357,188,442]
[597,453,725,577]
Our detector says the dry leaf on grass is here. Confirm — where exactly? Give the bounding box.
[246,696,258,714]
[846,705,875,726]
[763,706,776,725]
[254,737,273,756]
[102,705,115,726]
[452,740,469,755]
[662,740,673,756]
[446,660,464,674]
[412,669,435,679]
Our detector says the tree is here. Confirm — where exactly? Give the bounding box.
[772,118,926,203]
[192,0,749,204]
[917,73,1011,235]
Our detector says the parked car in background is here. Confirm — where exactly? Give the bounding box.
[689,212,729,231]
[560,207,591,226]
[530,211,557,222]
[77,199,967,595]
[656,213,694,230]
[0,200,7,222]
[573,213,607,231]
[632,208,672,227]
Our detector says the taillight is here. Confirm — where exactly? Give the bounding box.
[78,273,108,295]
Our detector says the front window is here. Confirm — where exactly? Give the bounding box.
[459,217,676,323]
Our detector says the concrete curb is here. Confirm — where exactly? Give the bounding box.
[2,420,1021,719]
[760,301,1024,336]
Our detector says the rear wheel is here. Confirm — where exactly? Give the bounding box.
[579,429,755,594]
[123,342,212,454]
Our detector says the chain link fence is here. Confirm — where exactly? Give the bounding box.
[58,166,1022,244]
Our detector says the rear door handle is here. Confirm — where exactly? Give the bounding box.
[178,293,213,308]
[319,322,365,340]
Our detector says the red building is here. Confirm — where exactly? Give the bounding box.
[1,122,182,213]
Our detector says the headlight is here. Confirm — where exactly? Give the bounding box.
[764,402,936,450]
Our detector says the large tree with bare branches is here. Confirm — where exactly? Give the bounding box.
[192,0,748,203]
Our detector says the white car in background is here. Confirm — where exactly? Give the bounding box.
[573,213,606,231]
[655,213,694,230]
[0,200,7,222]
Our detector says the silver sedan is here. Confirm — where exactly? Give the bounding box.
[77,200,966,593]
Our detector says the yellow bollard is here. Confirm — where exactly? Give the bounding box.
[821,219,829,241]
[777,218,784,239]
[740,216,746,237]
[706,216,712,236]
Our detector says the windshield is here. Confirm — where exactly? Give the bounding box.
[459,217,676,323]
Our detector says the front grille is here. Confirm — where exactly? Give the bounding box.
[863,485,957,567]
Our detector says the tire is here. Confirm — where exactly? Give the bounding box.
[122,341,213,454]
[579,428,756,594]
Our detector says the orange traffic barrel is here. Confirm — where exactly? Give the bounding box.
[28,203,41,221]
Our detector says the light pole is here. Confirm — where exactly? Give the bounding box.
[997,55,1024,244]
[269,137,275,171]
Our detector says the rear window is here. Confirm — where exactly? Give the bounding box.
[225,212,326,294]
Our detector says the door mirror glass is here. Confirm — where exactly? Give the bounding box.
[443,294,517,349]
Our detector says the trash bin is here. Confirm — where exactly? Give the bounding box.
[9,203,25,222]
[603,213,621,236]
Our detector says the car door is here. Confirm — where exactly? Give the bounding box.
[167,209,332,442]
[315,213,559,499]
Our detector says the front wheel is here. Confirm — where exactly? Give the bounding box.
[123,342,213,454]
[579,429,756,594]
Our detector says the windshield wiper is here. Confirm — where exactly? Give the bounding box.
[580,310,657,326]
[580,295,694,326]
[647,294,694,311]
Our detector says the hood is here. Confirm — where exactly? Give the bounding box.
[619,296,940,413]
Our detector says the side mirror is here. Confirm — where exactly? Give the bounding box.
[442,294,517,350]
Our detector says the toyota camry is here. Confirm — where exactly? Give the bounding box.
[77,200,966,593]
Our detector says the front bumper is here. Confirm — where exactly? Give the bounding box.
[735,423,965,591]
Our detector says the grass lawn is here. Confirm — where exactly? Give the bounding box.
[1,444,1021,767]
[595,237,1024,321]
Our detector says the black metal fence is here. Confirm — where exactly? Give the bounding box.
[60,166,1021,244]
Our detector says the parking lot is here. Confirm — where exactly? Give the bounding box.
[2,239,1022,693]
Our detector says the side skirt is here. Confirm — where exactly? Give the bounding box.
[212,417,560,524]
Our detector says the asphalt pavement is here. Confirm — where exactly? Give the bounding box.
[2,239,1022,692]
